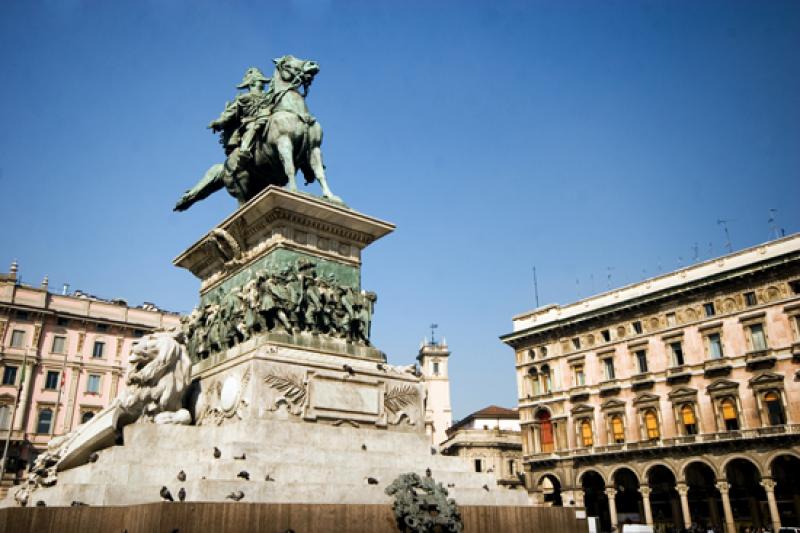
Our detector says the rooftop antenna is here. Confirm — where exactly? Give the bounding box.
[429,323,438,345]
[532,266,540,308]
[717,219,733,253]
[768,209,780,240]
[606,266,614,290]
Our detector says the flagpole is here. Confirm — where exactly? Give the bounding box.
[0,349,29,484]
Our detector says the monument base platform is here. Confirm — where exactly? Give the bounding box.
[5,420,529,508]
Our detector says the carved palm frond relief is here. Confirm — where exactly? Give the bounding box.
[384,385,419,414]
[264,371,307,407]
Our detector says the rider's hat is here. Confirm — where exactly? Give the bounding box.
[237,67,270,89]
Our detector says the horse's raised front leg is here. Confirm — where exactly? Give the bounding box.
[275,136,297,192]
[174,163,225,211]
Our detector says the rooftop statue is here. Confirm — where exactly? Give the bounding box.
[174,55,341,212]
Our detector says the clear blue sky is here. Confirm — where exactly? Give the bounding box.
[1,1,798,420]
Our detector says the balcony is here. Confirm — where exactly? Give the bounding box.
[631,372,654,390]
[666,365,692,384]
[703,358,732,377]
[598,379,621,396]
[745,349,776,370]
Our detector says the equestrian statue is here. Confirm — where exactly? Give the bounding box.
[174,55,341,212]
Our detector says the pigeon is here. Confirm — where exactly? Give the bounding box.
[265,474,275,482]
[177,470,186,482]
[71,501,88,507]
[482,484,490,492]
[343,364,355,376]
[237,471,250,480]
[361,444,367,451]
[178,487,186,502]
[88,452,99,463]
[213,447,221,459]
[447,483,455,488]
[226,490,245,501]
[366,477,379,485]
[430,447,437,455]
[234,452,246,460]
[160,486,174,502]
[376,363,385,371]
[35,500,46,507]
[425,468,432,478]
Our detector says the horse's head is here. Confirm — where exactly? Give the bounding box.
[273,55,320,89]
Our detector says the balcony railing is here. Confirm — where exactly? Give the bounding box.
[525,424,800,461]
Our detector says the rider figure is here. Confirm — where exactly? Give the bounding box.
[208,67,272,170]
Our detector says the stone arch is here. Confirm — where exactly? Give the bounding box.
[530,470,562,488]
[577,468,606,485]
[609,464,642,484]
[679,458,720,481]
[721,454,766,478]
[643,461,677,481]
[766,449,800,471]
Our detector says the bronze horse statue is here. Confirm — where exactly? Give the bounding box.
[174,55,341,211]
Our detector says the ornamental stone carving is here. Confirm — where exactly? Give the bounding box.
[264,368,308,416]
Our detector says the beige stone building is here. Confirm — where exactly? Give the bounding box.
[440,405,524,491]
[0,262,180,491]
[501,234,800,532]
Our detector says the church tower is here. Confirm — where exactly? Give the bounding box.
[417,328,453,448]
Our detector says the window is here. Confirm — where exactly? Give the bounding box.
[603,358,615,380]
[540,365,551,394]
[81,411,95,424]
[744,292,757,307]
[635,350,648,373]
[539,346,548,358]
[2,366,17,386]
[51,335,66,354]
[748,324,768,351]
[681,404,697,435]
[10,330,25,348]
[704,303,716,317]
[707,333,724,359]
[96,323,109,332]
[0,405,10,430]
[432,362,439,375]
[474,459,482,472]
[632,321,643,335]
[601,329,611,342]
[15,311,29,321]
[133,329,145,338]
[92,341,105,358]
[508,459,516,476]
[86,374,101,394]
[573,365,585,387]
[666,313,677,327]
[44,371,59,390]
[36,408,53,434]
[571,337,581,350]
[721,398,739,431]
[611,415,625,444]
[580,420,593,447]
[644,410,660,440]
[57,317,70,327]
[537,410,554,453]
[670,341,685,366]
[764,392,786,426]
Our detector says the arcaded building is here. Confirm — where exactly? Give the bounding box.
[501,234,800,532]
[0,262,179,491]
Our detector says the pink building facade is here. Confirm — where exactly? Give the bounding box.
[0,263,179,489]
[502,234,800,532]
